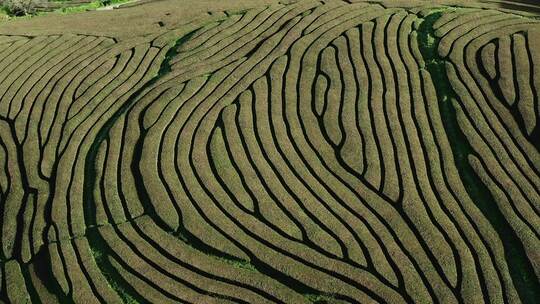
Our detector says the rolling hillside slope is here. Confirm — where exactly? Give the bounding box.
[0,0,539,303]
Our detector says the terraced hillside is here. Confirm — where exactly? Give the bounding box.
[0,0,539,303]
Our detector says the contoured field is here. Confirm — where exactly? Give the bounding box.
[0,0,539,303]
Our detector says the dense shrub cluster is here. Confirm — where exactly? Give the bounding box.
[0,0,37,16]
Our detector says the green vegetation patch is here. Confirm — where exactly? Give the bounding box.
[53,1,102,14]
[0,0,133,20]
